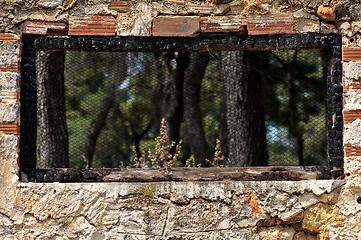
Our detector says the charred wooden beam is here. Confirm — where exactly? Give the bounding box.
[28,34,341,53]
[26,166,342,183]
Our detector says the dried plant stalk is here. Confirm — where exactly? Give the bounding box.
[148,118,179,168]
[185,155,195,168]
[214,139,225,168]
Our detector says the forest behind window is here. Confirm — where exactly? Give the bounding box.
[36,50,326,169]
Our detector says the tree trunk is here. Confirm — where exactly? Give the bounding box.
[183,52,211,166]
[221,51,268,167]
[37,51,69,168]
[286,51,304,166]
[154,52,174,132]
[165,52,190,157]
[219,97,229,166]
[82,53,127,168]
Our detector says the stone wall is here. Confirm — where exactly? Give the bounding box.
[2,0,361,239]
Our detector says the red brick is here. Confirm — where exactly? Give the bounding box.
[152,16,200,37]
[201,16,247,36]
[343,110,361,125]
[342,47,361,62]
[0,121,19,135]
[0,88,18,104]
[344,81,361,93]
[68,15,116,36]
[344,144,361,157]
[247,15,293,35]
[108,0,131,12]
[0,62,20,73]
[0,33,20,41]
[22,21,68,36]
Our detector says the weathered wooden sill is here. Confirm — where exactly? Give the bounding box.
[25,166,343,183]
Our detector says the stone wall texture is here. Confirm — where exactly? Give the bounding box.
[2,0,361,239]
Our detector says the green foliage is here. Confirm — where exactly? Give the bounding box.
[259,50,326,166]
[200,54,224,159]
[65,52,132,168]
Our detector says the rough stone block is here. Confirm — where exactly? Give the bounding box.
[22,21,68,35]
[0,122,19,135]
[344,118,361,150]
[344,156,361,175]
[38,0,64,9]
[152,16,200,37]
[344,90,361,112]
[152,1,187,15]
[108,0,131,13]
[62,0,77,10]
[352,21,361,34]
[226,0,244,15]
[68,15,116,36]
[294,18,320,33]
[0,103,19,122]
[303,203,341,233]
[186,3,214,16]
[0,38,21,73]
[344,62,361,80]
[320,21,338,34]
[200,16,247,35]
[317,5,336,22]
[0,72,19,89]
[343,47,361,62]
[214,3,230,15]
[0,132,19,176]
[341,22,352,38]
[292,8,320,34]
[247,15,293,35]
[259,226,296,240]
[117,2,152,36]
[293,8,319,20]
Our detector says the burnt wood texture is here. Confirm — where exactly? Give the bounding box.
[27,166,341,182]
[29,34,340,52]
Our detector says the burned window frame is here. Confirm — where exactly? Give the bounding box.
[20,34,343,182]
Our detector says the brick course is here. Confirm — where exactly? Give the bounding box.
[201,16,247,35]
[247,15,293,35]
[0,122,19,135]
[68,16,116,36]
[343,47,361,62]
[22,21,68,35]
[153,16,200,37]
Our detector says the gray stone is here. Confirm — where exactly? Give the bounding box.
[38,0,64,9]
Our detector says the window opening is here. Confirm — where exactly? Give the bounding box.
[20,34,343,182]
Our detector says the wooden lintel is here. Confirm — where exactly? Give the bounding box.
[26,166,340,183]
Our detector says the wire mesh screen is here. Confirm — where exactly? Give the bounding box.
[36,50,326,168]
